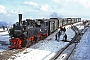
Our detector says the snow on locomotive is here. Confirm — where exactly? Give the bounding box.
[8,14,81,49]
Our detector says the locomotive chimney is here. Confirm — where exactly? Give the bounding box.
[18,14,22,26]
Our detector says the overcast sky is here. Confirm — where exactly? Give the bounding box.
[0,0,90,23]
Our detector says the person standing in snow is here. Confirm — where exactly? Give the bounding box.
[60,26,66,35]
[63,27,66,32]
[57,30,61,42]
[60,26,63,31]
[55,33,58,40]
[6,24,9,31]
[63,33,67,42]
[2,25,5,31]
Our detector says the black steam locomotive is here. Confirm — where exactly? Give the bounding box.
[8,14,81,49]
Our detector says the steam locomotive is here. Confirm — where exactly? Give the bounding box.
[8,14,81,49]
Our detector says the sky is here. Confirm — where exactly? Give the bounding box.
[0,0,90,23]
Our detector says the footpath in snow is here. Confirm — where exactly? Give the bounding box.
[69,26,90,60]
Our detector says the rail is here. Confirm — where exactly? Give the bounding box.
[51,26,88,60]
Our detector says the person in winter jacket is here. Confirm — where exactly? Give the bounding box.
[55,33,58,40]
[57,30,61,42]
[63,27,66,32]
[63,33,67,42]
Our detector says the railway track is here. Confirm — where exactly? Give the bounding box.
[50,26,88,60]
[0,26,88,60]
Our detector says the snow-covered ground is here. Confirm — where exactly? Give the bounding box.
[0,29,8,36]
[7,28,75,60]
[0,28,4,31]
[7,22,85,60]
[68,26,90,60]
[0,22,87,60]
[0,31,9,52]
[0,28,7,32]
